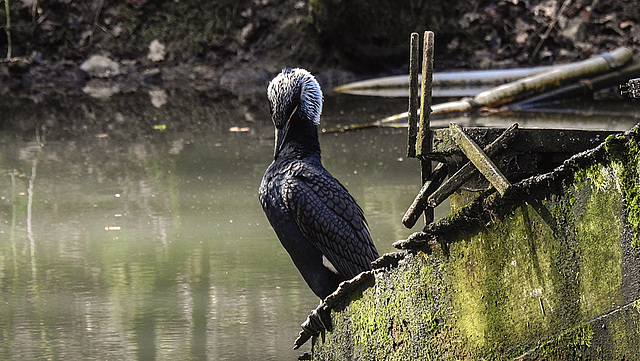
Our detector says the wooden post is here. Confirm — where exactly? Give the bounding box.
[407,33,420,158]
[402,124,519,228]
[416,31,434,157]
[418,31,435,224]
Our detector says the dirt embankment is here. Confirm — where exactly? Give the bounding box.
[0,0,637,101]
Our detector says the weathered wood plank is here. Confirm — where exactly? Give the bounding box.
[427,123,519,208]
[430,128,619,159]
[406,33,420,158]
[449,123,511,196]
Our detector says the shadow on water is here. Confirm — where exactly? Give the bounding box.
[0,90,637,360]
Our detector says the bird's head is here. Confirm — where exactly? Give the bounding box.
[267,68,323,157]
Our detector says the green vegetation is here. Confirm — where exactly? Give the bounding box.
[314,255,446,360]
[529,322,595,360]
[313,129,640,360]
[603,128,640,246]
[573,164,623,318]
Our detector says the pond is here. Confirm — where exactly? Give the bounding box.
[0,92,443,360]
[0,90,637,360]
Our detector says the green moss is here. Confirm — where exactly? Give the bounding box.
[610,315,631,358]
[573,166,623,318]
[604,130,640,247]
[520,299,640,360]
[574,164,608,189]
[448,204,559,358]
[315,254,445,360]
[314,130,640,360]
[349,255,442,360]
[533,322,595,360]
[609,300,640,359]
[445,162,626,359]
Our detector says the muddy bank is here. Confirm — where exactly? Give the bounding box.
[0,0,638,110]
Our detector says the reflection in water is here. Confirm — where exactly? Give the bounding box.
[0,94,430,360]
[0,93,636,360]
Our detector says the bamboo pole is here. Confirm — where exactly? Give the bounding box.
[407,33,420,158]
[449,123,511,196]
[378,47,634,122]
[511,61,640,109]
[334,65,560,93]
[475,47,632,108]
[324,48,635,134]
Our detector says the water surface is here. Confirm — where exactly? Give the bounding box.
[0,93,438,360]
[0,92,637,360]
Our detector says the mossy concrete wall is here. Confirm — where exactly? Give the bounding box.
[311,128,640,360]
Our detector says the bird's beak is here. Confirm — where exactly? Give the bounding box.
[274,105,298,158]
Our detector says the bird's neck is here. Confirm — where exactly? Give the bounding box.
[277,122,321,159]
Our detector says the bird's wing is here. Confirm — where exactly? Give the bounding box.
[282,163,379,279]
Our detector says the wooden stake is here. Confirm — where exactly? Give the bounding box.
[416,31,434,157]
[402,163,447,229]
[407,33,420,158]
[418,32,435,224]
[449,123,511,196]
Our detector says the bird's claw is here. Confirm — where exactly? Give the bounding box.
[293,304,332,350]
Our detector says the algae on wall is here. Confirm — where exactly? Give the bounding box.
[312,128,640,360]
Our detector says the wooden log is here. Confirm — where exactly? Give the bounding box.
[407,33,420,158]
[428,124,519,208]
[449,123,511,196]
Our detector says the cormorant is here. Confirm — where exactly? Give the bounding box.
[259,68,379,301]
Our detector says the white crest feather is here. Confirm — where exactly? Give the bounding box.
[267,68,323,126]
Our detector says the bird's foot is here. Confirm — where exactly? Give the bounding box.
[293,303,332,350]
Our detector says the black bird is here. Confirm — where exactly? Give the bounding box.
[259,68,379,300]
